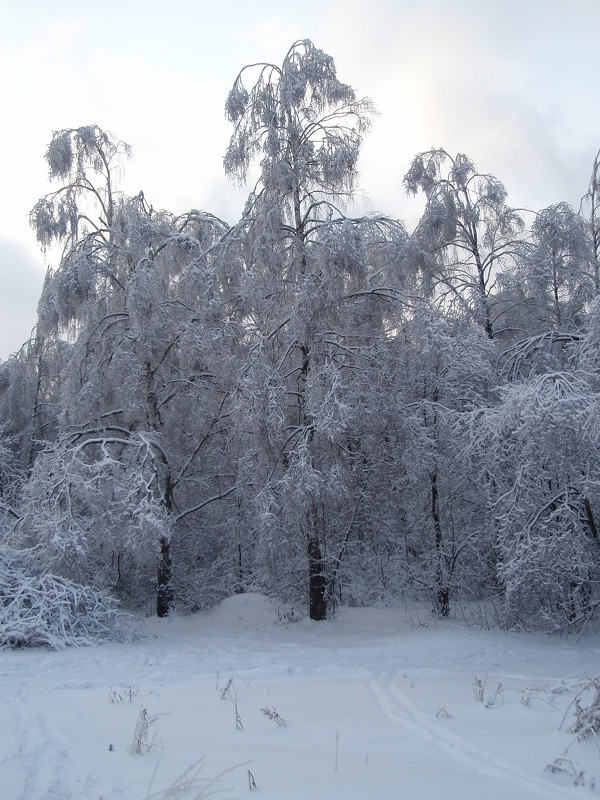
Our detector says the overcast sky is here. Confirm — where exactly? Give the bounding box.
[1,0,599,359]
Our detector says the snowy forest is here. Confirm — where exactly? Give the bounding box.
[1,39,600,642]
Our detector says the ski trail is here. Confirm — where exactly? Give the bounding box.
[369,675,574,800]
[5,688,80,800]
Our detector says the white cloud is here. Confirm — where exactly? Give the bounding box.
[0,0,599,356]
[314,0,600,219]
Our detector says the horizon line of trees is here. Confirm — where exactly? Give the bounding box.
[1,40,599,634]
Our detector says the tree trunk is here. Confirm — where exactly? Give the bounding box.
[308,536,327,621]
[156,468,174,617]
[431,469,450,617]
[157,536,173,617]
[236,538,244,594]
[583,497,599,545]
[298,342,328,621]
[436,586,450,618]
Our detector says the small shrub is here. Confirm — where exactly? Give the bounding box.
[109,686,138,704]
[261,706,286,727]
[473,674,503,706]
[535,674,600,789]
[545,756,594,788]
[129,707,160,755]
[564,675,600,741]
[0,550,136,649]
[219,678,243,729]
[143,758,241,799]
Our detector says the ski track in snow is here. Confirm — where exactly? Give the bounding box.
[4,687,79,800]
[2,598,600,799]
[369,673,575,800]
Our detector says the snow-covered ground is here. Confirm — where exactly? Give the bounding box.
[2,594,600,799]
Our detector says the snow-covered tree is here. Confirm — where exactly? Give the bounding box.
[521,203,593,333]
[473,355,600,631]
[25,127,238,615]
[15,430,171,605]
[9,45,598,630]
[404,149,524,340]
[224,39,373,225]
[222,40,407,619]
[379,305,497,615]
[580,148,600,294]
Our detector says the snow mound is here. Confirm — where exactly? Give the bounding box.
[209,592,279,629]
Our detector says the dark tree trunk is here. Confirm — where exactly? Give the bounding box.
[308,537,327,621]
[298,342,327,621]
[157,537,173,617]
[156,463,174,617]
[236,540,244,594]
[583,497,599,544]
[431,469,450,617]
[436,586,450,618]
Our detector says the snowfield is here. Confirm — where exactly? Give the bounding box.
[2,594,600,799]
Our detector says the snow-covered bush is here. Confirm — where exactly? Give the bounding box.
[562,674,600,742]
[0,548,136,649]
[472,369,600,632]
[540,674,600,788]
[17,432,171,608]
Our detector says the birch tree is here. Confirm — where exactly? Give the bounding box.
[223,40,405,619]
[525,203,593,332]
[27,127,235,615]
[404,149,524,339]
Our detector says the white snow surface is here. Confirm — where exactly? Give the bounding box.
[2,593,600,799]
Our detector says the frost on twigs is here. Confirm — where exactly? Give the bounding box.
[219,678,243,729]
[545,756,595,789]
[473,674,503,707]
[109,686,139,704]
[143,757,242,799]
[532,675,600,788]
[129,706,160,755]
[0,549,136,649]
[46,130,75,179]
[561,675,600,742]
[261,706,287,727]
